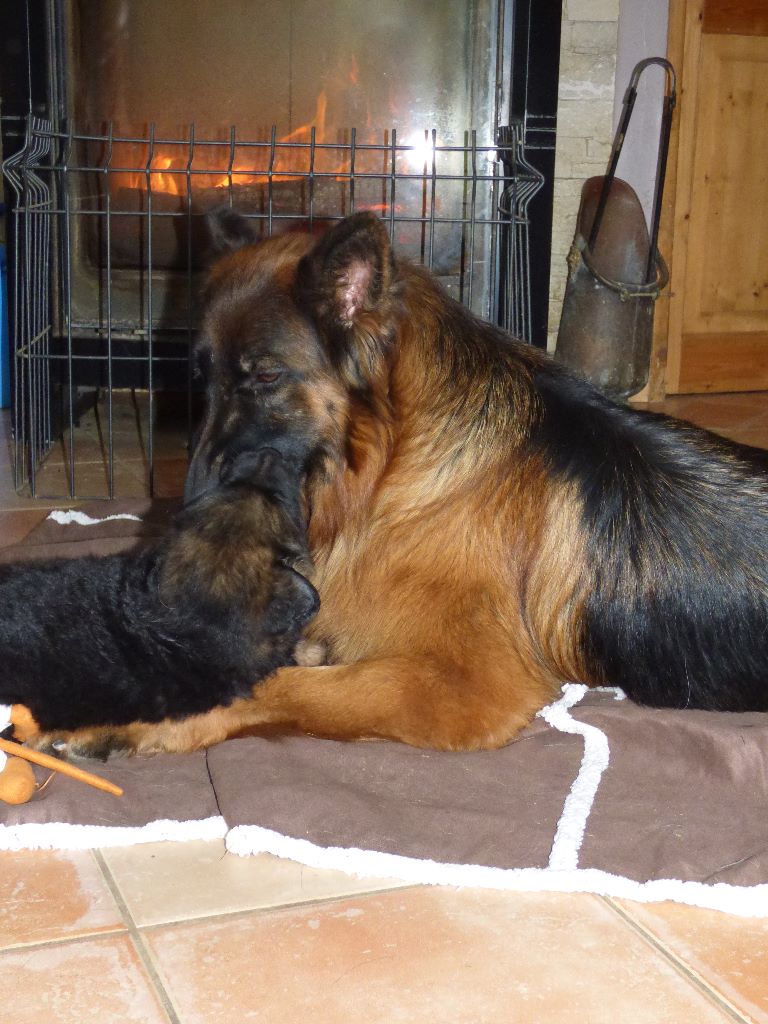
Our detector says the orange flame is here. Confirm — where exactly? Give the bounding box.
[117,92,336,197]
[148,156,178,193]
[210,91,329,189]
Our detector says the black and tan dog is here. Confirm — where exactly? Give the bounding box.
[37,211,768,758]
[0,447,319,748]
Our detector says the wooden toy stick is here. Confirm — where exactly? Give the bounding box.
[0,738,124,797]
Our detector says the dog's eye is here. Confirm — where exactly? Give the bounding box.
[194,346,214,384]
[254,371,282,385]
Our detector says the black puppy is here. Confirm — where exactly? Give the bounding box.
[0,448,319,737]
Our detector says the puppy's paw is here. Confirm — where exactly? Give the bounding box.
[293,638,327,667]
[29,734,70,760]
[32,729,135,762]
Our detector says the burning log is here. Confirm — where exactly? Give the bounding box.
[85,176,462,275]
[87,179,356,271]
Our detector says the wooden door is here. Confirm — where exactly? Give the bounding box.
[663,0,768,394]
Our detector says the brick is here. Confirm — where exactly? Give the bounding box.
[558,50,616,101]
[571,21,619,55]
[566,0,620,21]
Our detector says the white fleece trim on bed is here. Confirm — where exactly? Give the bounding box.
[0,815,227,852]
[225,824,768,917]
[46,509,143,526]
[536,683,620,871]
[536,684,610,868]
[224,684,768,919]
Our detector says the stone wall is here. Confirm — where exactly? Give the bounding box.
[548,0,619,349]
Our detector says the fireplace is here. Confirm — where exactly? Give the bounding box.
[1,0,561,498]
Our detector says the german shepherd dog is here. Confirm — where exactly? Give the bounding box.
[39,211,768,758]
[2,447,319,746]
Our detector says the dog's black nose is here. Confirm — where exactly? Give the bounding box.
[220,447,283,487]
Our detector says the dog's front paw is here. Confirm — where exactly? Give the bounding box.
[32,728,134,762]
[30,733,71,759]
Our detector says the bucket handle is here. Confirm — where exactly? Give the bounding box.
[587,57,677,287]
[573,236,670,302]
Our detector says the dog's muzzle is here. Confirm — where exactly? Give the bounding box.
[184,425,311,505]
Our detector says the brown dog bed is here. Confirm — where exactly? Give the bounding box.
[1,503,767,917]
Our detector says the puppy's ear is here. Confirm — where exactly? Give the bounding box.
[295,212,399,387]
[206,206,259,255]
[264,568,320,636]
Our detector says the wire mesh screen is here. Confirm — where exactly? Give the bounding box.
[2,116,542,500]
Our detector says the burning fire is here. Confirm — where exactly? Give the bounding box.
[113,91,434,203]
[147,156,178,193]
[116,91,349,197]
[107,55,444,263]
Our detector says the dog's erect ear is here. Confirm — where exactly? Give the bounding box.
[206,206,259,254]
[295,213,398,389]
[264,568,320,636]
[296,212,396,329]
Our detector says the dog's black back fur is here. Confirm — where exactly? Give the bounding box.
[532,362,768,710]
[0,449,318,732]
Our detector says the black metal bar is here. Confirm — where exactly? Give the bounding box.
[388,129,397,239]
[185,123,196,448]
[348,126,357,215]
[506,0,562,346]
[489,161,500,323]
[3,206,518,228]
[104,121,115,497]
[11,164,23,490]
[645,64,677,282]
[21,128,35,494]
[308,125,316,232]
[226,125,236,208]
[419,131,428,264]
[467,130,479,309]
[428,129,437,270]
[268,125,276,235]
[145,122,156,497]
[61,121,75,498]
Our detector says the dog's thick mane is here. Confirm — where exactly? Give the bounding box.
[294,228,768,711]
[309,257,548,533]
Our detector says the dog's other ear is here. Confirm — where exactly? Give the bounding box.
[296,212,396,329]
[264,567,320,636]
[206,206,259,255]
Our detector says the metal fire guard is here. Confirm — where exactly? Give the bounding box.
[2,116,543,499]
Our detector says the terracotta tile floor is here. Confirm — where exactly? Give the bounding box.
[1,391,767,1023]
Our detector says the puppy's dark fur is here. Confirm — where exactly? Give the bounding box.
[0,449,318,734]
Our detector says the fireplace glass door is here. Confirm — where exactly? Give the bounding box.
[61,0,509,324]
[3,0,558,498]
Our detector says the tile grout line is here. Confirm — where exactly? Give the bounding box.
[128,881,421,936]
[93,849,183,1024]
[0,925,128,956]
[598,897,755,1024]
